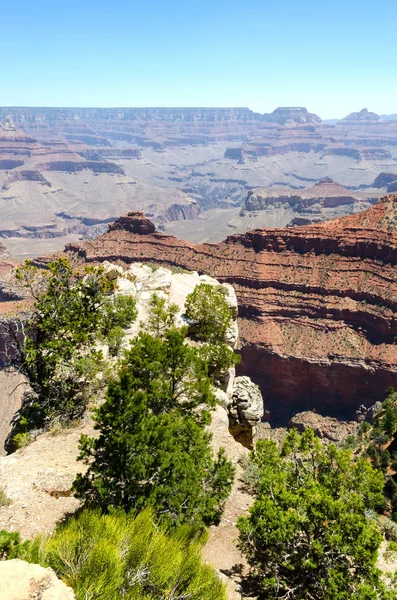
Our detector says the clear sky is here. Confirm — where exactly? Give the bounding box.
[2,0,397,119]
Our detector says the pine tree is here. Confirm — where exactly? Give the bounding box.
[74,330,235,526]
[238,428,392,600]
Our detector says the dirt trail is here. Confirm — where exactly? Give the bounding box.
[0,416,94,539]
[204,406,254,599]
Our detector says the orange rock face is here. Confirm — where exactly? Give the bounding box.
[63,194,397,421]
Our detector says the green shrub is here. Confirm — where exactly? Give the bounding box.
[0,488,11,508]
[146,293,179,338]
[0,530,21,559]
[106,326,125,356]
[198,342,241,377]
[388,540,397,552]
[5,260,138,447]
[359,421,371,434]
[12,432,31,449]
[238,428,389,599]
[185,283,232,343]
[9,509,227,600]
[102,295,137,335]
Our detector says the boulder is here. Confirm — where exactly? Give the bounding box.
[224,320,239,348]
[229,376,264,428]
[114,277,136,296]
[102,261,124,281]
[142,268,172,292]
[0,559,75,599]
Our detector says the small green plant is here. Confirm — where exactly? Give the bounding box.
[185,283,232,343]
[106,326,125,356]
[169,265,192,274]
[198,342,241,377]
[146,293,179,338]
[101,295,137,336]
[0,488,11,507]
[0,530,23,559]
[359,421,371,434]
[388,540,397,552]
[12,432,31,449]
[145,262,159,272]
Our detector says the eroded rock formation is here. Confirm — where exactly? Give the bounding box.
[60,194,397,421]
[341,108,380,123]
[244,178,377,226]
[263,106,322,125]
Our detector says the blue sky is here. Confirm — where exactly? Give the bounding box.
[2,0,397,118]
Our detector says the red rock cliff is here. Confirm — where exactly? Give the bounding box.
[63,196,397,421]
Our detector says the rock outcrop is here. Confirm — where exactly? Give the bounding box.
[289,411,358,442]
[229,376,264,445]
[373,172,397,192]
[0,259,262,452]
[341,108,380,123]
[109,212,156,235]
[60,195,397,421]
[103,262,262,440]
[264,107,322,125]
[244,178,378,226]
[0,559,75,599]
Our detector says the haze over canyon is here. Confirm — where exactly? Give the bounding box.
[1,106,397,258]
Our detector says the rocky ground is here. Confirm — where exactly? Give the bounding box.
[0,559,75,599]
[0,417,92,539]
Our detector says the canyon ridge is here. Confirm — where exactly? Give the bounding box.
[44,193,397,423]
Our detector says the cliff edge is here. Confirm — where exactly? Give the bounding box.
[61,197,397,421]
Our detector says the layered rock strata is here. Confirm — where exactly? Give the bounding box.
[244,178,378,227]
[61,196,397,421]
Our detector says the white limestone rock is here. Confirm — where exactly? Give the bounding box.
[230,376,264,428]
[0,559,75,599]
[222,283,238,318]
[213,388,231,409]
[114,277,136,296]
[102,261,124,281]
[224,320,239,348]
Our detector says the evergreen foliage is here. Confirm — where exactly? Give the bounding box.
[184,283,232,343]
[372,389,397,440]
[8,259,137,434]
[145,292,179,338]
[74,329,235,526]
[198,341,241,377]
[238,428,392,600]
[0,509,227,600]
